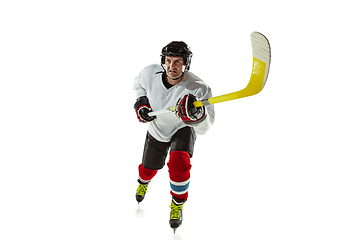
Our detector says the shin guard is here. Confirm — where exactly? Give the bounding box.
[138,164,157,184]
[167,151,192,201]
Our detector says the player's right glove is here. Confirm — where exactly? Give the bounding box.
[134,96,156,123]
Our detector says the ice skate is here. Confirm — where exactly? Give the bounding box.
[135,180,148,203]
[169,197,185,233]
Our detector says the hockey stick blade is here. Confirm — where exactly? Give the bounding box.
[193,31,271,108]
[148,32,271,117]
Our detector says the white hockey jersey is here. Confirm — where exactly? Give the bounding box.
[133,64,215,142]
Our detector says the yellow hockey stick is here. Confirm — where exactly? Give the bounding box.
[149,32,271,117]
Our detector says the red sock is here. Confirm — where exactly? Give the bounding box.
[138,164,157,184]
[167,151,191,201]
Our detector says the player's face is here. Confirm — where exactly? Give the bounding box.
[164,56,185,80]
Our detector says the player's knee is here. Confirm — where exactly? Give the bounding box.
[168,151,191,170]
[168,151,191,181]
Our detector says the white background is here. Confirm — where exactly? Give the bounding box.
[1,1,359,239]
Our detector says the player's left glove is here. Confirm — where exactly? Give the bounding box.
[175,93,206,124]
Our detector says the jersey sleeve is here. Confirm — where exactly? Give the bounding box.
[133,64,163,99]
[133,72,147,98]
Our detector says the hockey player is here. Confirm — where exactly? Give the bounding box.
[133,41,215,232]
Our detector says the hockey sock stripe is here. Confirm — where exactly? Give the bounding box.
[169,179,190,186]
[171,189,189,195]
[138,177,151,184]
[170,182,190,192]
[170,180,190,195]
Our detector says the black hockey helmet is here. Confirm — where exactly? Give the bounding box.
[161,41,193,71]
